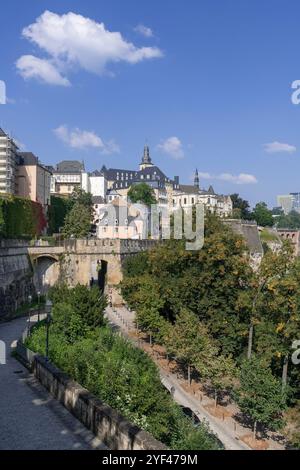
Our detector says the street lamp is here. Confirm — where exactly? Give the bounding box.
[27,294,32,333]
[37,291,41,322]
[45,299,53,361]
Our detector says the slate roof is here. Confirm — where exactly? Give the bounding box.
[18,152,52,173]
[177,184,216,196]
[55,160,85,174]
[18,152,38,165]
[92,196,105,204]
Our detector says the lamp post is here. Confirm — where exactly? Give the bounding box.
[45,299,53,361]
[37,291,41,322]
[27,294,32,334]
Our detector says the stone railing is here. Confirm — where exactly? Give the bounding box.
[16,325,166,451]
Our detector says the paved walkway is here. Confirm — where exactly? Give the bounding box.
[105,305,250,451]
[0,316,106,450]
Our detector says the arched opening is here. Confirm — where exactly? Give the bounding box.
[96,260,108,293]
[33,255,60,294]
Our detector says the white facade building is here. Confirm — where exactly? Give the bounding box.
[0,128,19,195]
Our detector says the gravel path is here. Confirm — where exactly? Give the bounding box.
[0,315,106,450]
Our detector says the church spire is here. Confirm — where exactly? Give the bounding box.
[142,144,151,165]
[139,143,154,170]
[194,168,199,189]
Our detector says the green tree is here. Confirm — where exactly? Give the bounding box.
[277,210,300,229]
[70,187,93,208]
[252,202,273,227]
[128,182,156,206]
[62,188,93,238]
[230,193,253,220]
[208,355,237,409]
[62,203,92,238]
[48,196,72,234]
[165,309,217,385]
[236,356,287,438]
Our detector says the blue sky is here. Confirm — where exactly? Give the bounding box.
[1,0,300,207]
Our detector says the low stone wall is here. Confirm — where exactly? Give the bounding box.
[17,331,166,450]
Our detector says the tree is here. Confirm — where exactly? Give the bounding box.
[254,243,300,390]
[230,193,253,220]
[236,356,287,438]
[208,355,237,409]
[252,202,273,227]
[277,210,300,229]
[48,196,72,234]
[70,187,93,208]
[62,188,94,238]
[128,183,156,206]
[165,309,217,385]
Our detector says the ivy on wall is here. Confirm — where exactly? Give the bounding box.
[0,194,46,239]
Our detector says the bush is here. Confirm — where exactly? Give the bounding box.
[26,283,221,450]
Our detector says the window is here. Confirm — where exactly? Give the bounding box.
[184,198,187,205]
[115,227,119,233]
[103,227,107,232]
[191,198,194,204]
[147,174,150,179]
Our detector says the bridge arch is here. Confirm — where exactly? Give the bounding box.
[32,255,60,294]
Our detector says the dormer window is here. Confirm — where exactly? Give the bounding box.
[115,219,118,226]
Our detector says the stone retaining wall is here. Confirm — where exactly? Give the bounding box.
[17,333,166,451]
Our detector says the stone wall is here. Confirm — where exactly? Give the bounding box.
[31,354,166,450]
[0,240,35,321]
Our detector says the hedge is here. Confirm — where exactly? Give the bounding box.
[0,194,47,238]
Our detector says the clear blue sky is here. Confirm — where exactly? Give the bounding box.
[1,0,300,207]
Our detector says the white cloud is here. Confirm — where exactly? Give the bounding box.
[199,172,257,185]
[16,55,70,86]
[263,141,296,154]
[17,11,163,85]
[134,24,153,38]
[198,172,211,179]
[157,136,184,159]
[54,125,119,154]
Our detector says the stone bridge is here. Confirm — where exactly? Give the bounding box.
[29,238,158,294]
[0,239,158,317]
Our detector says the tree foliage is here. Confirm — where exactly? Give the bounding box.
[27,283,221,450]
[236,356,287,435]
[276,210,300,229]
[128,183,156,206]
[230,193,253,220]
[252,202,274,227]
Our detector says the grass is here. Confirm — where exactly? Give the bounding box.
[260,229,280,243]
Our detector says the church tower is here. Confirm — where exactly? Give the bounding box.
[194,168,200,189]
[139,144,154,170]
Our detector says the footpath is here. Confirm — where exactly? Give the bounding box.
[105,304,285,451]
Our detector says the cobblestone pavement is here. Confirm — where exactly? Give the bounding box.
[0,315,106,450]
